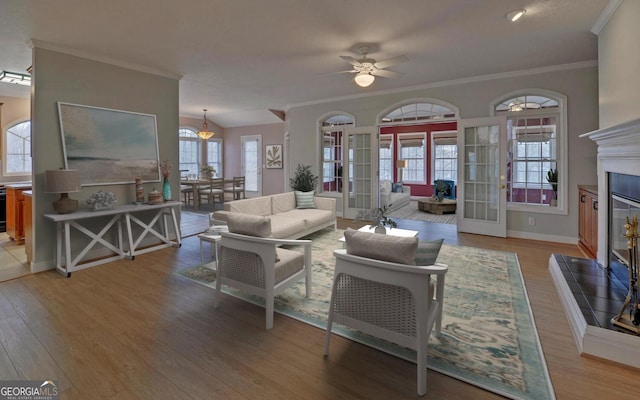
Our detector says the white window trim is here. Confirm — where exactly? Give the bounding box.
[397,132,427,185]
[490,89,568,216]
[316,111,355,194]
[430,130,457,183]
[3,118,31,178]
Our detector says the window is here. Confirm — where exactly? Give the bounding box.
[5,120,31,175]
[397,133,426,183]
[381,102,456,123]
[379,134,393,181]
[320,113,354,193]
[207,139,223,177]
[493,91,565,212]
[432,132,457,183]
[179,128,200,178]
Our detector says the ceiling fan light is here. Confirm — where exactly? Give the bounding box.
[354,72,375,87]
[506,9,526,22]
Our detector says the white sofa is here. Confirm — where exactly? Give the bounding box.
[212,192,336,239]
[379,180,411,212]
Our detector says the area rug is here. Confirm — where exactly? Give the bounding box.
[176,228,554,400]
[388,200,457,224]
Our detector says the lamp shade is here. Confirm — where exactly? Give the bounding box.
[197,108,215,140]
[354,72,375,87]
[45,169,80,193]
[396,159,408,169]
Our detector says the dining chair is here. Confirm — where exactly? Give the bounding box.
[198,178,225,210]
[180,169,193,206]
[224,176,246,200]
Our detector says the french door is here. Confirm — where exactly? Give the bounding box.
[241,135,262,197]
[456,116,507,237]
[342,126,377,219]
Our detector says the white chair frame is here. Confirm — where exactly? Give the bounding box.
[324,249,447,396]
[213,231,312,329]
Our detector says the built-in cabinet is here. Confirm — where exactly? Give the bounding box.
[578,185,598,259]
[6,183,32,245]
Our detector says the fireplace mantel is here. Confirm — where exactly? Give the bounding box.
[581,117,640,266]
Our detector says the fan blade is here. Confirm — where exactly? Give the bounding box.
[372,69,403,78]
[374,55,409,69]
[336,69,358,74]
[340,55,362,66]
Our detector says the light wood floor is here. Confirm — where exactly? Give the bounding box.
[0,218,638,399]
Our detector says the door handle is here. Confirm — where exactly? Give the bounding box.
[500,184,506,189]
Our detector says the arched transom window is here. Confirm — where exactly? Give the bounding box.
[5,120,32,175]
[381,102,456,123]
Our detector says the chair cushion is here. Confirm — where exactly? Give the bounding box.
[274,248,304,283]
[295,191,316,209]
[226,213,272,238]
[344,227,418,265]
[414,239,444,265]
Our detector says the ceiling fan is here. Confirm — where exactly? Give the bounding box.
[339,46,409,87]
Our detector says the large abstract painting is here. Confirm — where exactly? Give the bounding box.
[57,102,160,186]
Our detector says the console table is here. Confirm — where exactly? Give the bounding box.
[44,201,181,277]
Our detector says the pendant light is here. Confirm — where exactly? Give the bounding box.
[197,109,215,140]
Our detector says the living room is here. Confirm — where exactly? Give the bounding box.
[1,0,640,398]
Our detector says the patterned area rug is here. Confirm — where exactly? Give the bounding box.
[176,228,554,400]
[388,200,457,224]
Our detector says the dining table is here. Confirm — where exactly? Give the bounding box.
[180,178,233,211]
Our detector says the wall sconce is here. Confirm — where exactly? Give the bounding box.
[45,169,80,214]
[197,109,215,140]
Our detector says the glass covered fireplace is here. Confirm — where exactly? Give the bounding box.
[608,173,640,280]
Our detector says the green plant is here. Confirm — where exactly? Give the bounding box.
[435,180,449,195]
[201,164,216,179]
[546,168,558,198]
[354,204,398,229]
[290,163,319,192]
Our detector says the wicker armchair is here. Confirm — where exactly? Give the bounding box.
[323,249,448,396]
[213,231,312,329]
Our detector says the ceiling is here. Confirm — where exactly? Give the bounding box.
[0,0,609,127]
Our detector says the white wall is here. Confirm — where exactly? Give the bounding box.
[286,66,600,240]
[597,0,640,128]
[31,47,179,270]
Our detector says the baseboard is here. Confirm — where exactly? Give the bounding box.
[507,229,577,244]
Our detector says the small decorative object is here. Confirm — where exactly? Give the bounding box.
[546,167,558,206]
[266,144,283,168]
[434,180,449,202]
[86,190,117,211]
[161,160,171,201]
[354,204,398,234]
[135,175,144,203]
[290,163,319,192]
[201,164,216,180]
[148,188,163,204]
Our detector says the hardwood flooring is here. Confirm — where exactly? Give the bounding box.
[0,217,638,399]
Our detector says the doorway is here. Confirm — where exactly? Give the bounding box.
[241,135,262,198]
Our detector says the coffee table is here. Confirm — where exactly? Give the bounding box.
[339,225,419,246]
[417,197,457,215]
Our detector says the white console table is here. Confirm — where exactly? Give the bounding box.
[44,201,181,277]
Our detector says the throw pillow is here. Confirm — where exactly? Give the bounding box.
[392,182,403,193]
[295,190,316,209]
[414,238,444,265]
[380,180,392,194]
[344,227,418,265]
[226,213,272,238]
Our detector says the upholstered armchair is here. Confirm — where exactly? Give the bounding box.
[213,216,312,329]
[323,228,447,396]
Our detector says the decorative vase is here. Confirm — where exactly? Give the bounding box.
[374,225,387,234]
[162,177,171,201]
[437,192,444,201]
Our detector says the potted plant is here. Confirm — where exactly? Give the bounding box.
[290,163,319,192]
[434,180,449,201]
[546,168,558,206]
[354,204,398,234]
[201,164,216,180]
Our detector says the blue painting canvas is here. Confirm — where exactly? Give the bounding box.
[58,102,160,186]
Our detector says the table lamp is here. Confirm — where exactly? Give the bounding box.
[396,159,408,182]
[45,169,80,213]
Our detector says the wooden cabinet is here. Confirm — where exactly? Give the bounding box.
[6,184,32,245]
[24,191,32,264]
[578,185,598,259]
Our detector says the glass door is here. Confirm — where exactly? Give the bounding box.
[241,135,262,197]
[343,126,377,219]
[457,116,507,237]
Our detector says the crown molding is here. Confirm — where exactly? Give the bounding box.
[285,60,598,111]
[591,0,623,35]
[29,39,183,80]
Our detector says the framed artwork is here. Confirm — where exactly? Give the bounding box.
[265,144,283,168]
[57,102,160,186]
